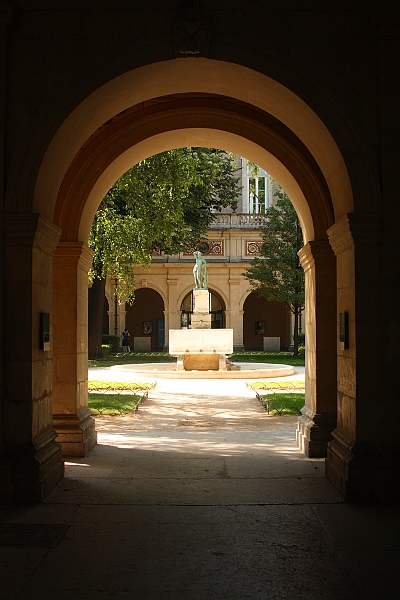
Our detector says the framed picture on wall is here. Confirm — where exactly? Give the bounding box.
[142,321,153,335]
[255,321,265,335]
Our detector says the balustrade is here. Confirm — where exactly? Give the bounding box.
[210,213,267,229]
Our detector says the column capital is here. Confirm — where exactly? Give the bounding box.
[53,241,94,271]
[328,213,382,256]
[3,214,61,254]
[298,240,335,272]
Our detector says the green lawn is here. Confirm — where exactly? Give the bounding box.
[255,391,305,416]
[231,352,305,367]
[89,392,143,416]
[88,380,152,416]
[89,352,175,368]
[248,380,305,391]
[89,380,153,391]
[89,351,305,369]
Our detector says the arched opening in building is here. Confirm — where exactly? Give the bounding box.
[47,66,340,467]
[180,288,226,329]
[125,288,165,352]
[243,293,291,351]
[4,58,372,501]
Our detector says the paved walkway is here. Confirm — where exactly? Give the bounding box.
[1,365,399,599]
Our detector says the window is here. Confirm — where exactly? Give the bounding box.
[248,176,267,214]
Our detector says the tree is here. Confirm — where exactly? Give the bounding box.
[243,188,305,355]
[88,148,239,358]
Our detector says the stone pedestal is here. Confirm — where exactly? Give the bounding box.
[170,329,233,371]
[191,289,211,329]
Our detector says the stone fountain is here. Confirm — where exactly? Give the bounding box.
[169,252,233,371]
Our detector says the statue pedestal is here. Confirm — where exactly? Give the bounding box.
[170,329,233,371]
[191,289,211,329]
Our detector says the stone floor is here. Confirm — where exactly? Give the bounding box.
[1,369,399,599]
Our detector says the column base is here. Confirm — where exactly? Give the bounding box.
[326,430,400,503]
[1,429,64,503]
[53,409,97,457]
[296,406,336,458]
[233,344,245,353]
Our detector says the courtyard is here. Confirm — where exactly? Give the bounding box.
[1,366,399,599]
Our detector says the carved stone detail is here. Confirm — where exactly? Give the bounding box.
[246,240,263,255]
[173,0,212,58]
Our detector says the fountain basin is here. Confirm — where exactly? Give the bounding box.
[169,329,233,371]
[111,362,295,379]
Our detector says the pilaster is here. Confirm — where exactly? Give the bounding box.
[52,242,97,457]
[166,277,180,335]
[228,275,242,350]
[296,240,337,458]
[1,214,64,502]
[325,215,398,502]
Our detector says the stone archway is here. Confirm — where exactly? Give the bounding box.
[180,287,226,330]
[50,91,338,466]
[243,293,291,352]
[3,59,363,502]
[125,288,165,352]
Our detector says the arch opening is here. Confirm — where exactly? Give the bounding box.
[44,60,341,491]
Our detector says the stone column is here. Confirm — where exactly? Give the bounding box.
[326,215,393,502]
[236,309,245,351]
[1,214,64,502]
[228,276,244,351]
[163,309,169,351]
[296,241,337,458]
[165,277,179,351]
[52,242,97,457]
[119,308,127,335]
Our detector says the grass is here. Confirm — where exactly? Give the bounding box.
[255,392,305,416]
[231,352,305,367]
[89,380,153,391]
[89,352,175,368]
[88,379,153,416]
[89,351,305,368]
[88,392,143,416]
[248,380,305,391]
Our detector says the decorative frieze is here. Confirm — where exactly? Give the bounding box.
[183,240,224,256]
[245,240,263,255]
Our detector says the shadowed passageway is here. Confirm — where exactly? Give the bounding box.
[1,371,399,599]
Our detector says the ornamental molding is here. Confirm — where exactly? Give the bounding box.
[173,0,212,58]
[245,240,263,256]
[183,240,224,256]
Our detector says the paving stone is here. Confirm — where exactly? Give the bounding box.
[1,369,398,599]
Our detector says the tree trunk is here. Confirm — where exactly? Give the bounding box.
[88,277,106,359]
[293,308,299,356]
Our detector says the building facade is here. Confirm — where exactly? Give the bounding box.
[1,1,399,504]
[103,160,293,353]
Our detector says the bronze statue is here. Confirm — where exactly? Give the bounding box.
[193,251,208,290]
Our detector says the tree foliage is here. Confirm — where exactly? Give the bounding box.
[89,148,239,302]
[244,188,305,354]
